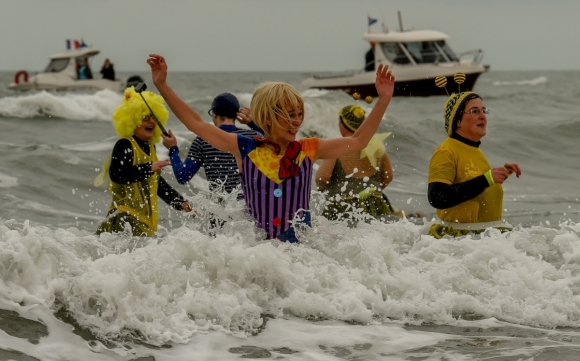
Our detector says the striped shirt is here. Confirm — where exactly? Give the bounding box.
[168,124,259,194]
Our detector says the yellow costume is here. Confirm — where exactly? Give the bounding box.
[96,87,179,237]
[428,91,510,238]
[429,138,503,223]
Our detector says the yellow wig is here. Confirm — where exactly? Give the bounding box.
[112,87,169,144]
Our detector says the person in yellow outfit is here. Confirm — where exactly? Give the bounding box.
[95,87,192,237]
[428,91,521,238]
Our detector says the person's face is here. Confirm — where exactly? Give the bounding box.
[133,116,156,141]
[269,103,303,143]
[456,98,487,142]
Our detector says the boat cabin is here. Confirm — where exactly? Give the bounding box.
[364,30,482,69]
[42,48,100,79]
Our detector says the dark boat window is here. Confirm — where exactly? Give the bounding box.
[382,40,458,65]
[402,42,423,63]
[44,58,70,73]
[436,40,459,62]
[398,41,458,64]
[381,43,411,64]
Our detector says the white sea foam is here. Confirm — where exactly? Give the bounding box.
[301,88,331,98]
[0,89,121,120]
[236,92,253,107]
[1,216,580,345]
[493,76,548,86]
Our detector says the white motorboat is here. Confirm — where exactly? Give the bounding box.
[7,47,141,92]
[301,25,489,97]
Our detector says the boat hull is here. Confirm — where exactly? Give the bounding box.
[304,72,483,98]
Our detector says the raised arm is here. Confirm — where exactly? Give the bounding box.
[147,54,240,158]
[316,64,395,160]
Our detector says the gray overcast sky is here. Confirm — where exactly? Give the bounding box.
[1,0,579,72]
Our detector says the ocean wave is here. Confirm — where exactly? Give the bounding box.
[60,137,118,152]
[0,89,121,120]
[4,194,102,221]
[301,88,331,98]
[0,173,18,188]
[493,76,548,86]
[1,216,580,347]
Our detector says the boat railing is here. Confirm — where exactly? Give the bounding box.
[457,49,484,65]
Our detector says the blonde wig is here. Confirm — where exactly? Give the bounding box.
[250,82,304,136]
[112,87,169,144]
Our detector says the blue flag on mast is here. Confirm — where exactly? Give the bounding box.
[368,16,378,26]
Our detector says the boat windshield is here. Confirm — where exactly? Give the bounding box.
[381,40,459,65]
[44,58,70,73]
[436,40,459,62]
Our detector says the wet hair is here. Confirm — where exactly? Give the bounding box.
[250,82,304,136]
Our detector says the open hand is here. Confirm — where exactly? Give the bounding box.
[375,64,395,99]
[151,160,170,172]
[146,54,168,87]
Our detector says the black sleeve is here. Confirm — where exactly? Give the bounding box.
[158,176,186,210]
[109,139,153,184]
[247,121,264,135]
[428,175,489,209]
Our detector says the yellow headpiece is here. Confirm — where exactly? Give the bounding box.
[112,87,169,144]
[443,91,481,136]
[339,105,366,132]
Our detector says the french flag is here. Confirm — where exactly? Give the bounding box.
[66,40,81,50]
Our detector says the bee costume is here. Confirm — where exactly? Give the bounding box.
[428,79,510,238]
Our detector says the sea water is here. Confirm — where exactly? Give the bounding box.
[0,70,579,360]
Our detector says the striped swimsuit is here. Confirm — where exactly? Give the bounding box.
[237,135,319,243]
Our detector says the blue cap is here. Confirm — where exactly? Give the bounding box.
[211,92,240,119]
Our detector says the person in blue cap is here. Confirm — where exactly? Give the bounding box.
[162,93,262,199]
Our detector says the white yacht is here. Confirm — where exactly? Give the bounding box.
[7,47,140,92]
[301,27,489,97]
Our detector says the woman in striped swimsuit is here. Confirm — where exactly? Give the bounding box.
[147,54,395,243]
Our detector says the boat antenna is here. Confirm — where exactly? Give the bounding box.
[381,14,388,33]
[397,11,404,32]
[134,82,169,136]
[381,22,389,33]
